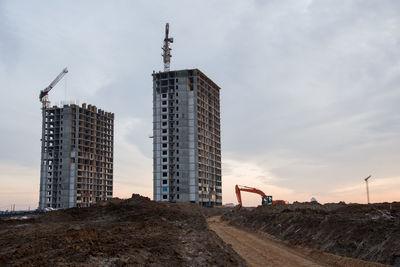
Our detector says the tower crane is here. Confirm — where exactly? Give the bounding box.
[39,67,68,108]
[162,23,173,71]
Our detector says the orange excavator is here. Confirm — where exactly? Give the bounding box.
[235,185,288,207]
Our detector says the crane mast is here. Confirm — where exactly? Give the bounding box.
[162,23,174,71]
[39,67,68,108]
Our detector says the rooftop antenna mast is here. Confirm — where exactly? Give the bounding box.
[162,23,173,71]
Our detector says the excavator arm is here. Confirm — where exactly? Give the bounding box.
[235,185,243,206]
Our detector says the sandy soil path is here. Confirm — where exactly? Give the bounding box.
[207,216,386,267]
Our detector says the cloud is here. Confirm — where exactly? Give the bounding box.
[0,0,399,207]
[222,157,313,206]
[0,163,39,210]
[113,117,152,199]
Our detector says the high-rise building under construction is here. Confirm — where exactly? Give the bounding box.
[152,69,222,207]
[39,103,114,209]
[153,24,222,207]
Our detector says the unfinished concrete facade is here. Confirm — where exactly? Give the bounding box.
[153,69,222,207]
[39,103,114,209]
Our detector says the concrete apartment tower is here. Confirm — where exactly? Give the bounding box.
[152,70,222,207]
[39,103,114,209]
[152,24,221,207]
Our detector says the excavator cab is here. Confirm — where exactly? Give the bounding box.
[262,195,273,205]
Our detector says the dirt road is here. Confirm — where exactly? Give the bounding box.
[207,216,386,267]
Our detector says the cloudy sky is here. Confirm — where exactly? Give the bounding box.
[1,0,399,209]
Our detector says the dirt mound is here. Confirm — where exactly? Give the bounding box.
[0,194,246,266]
[222,202,400,266]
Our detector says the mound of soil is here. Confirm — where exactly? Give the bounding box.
[222,202,400,266]
[0,194,246,266]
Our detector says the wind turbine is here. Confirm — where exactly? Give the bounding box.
[364,175,371,204]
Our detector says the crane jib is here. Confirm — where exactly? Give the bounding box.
[39,67,68,104]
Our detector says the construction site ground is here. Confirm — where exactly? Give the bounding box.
[0,195,245,266]
[1,197,399,266]
[208,216,385,267]
[221,202,400,266]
